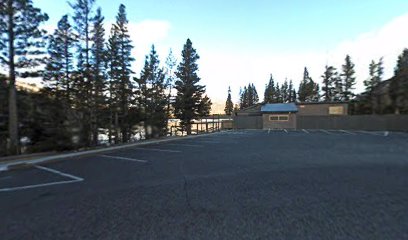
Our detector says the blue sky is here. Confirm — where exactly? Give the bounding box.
[35,0,408,104]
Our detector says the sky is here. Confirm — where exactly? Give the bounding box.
[32,0,408,103]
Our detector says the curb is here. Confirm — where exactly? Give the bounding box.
[0,132,219,172]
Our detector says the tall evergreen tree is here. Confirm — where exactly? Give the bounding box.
[174,39,211,135]
[43,15,75,99]
[332,72,343,101]
[110,4,134,142]
[239,86,246,109]
[106,27,120,143]
[42,15,76,149]
[298,67,308,102]
[90,7,107,145]
[264,74,275,103]
[224,86,233,115]
[364,60,380,92]
[363,59,384,114]
[281,79,289,103]
[251,83,259,104]
[321,65,337,102]
[164,49,177,130]
[0,0,49,154]
[274,82,282,103]
[136,45,167,138]
[341,55,356,101]
[390,50,408,114]
[298,67,318,102]
[70,0,95,146]
[288,80,294,102]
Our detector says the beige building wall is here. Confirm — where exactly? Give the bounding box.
[262,113,296,129]
[297,103,348,116]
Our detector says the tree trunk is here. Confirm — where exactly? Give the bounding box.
[7,0,19,155]
[186,122,192,135]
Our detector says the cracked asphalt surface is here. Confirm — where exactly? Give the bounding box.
[1,130,408,239]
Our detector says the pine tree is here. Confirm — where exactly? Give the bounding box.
[70,0,95,146]
[390,50,408,113]
[106,27,120,143]
[321,65,337,102]
[311,83,320,102]
[341,55,356,101]
[332,72,343,101]
[363,59,384,114]
[90,7,107,145]
[275,82,282,103]
[110,4,134,142]
[264,74,275,103]
[164,49,177,130]
[43,15,76,101]
[364,60,381,92]
[251,83,259,104]
[298,67,310,102]
[0,0,49,154]
[137,45,167,138]
[224,86,233,115]
[239,86,246,109]
[42,15,76,149]
[298,67,320,102]
[292,89,297,102]
[174,39,211,135]
[288,80,294,102]
[281,79,289,103]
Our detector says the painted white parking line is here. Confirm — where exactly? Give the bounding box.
[192,140,221,144]
[34,165,84,181]
[357,130,384,136]
[302,129,310,134]
[0,165,83,193]
[283,129,288,133]
[340,130,356,135]
[100,155,148,163]
[133,147,181,153]
[320,129,331,135]
[165,143,204,147]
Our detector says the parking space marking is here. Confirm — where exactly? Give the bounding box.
[0,165,83,193]
[34,165,83,181]
[340,130,356,135]
[357,130,385,136]
[283,129,288,133]
[192,140,221,144]
[165,143,204,148]
[302,129,309,134]
[133,147,182,153]
[320,129,331,135]
[100,155,148,163]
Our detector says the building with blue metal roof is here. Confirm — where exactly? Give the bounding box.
[234,102,348,129]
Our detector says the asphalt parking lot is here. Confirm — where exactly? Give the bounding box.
[1,130,408,239]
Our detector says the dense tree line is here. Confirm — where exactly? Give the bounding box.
[227,52,407,114]
[0,0,211,156]
[239,83,259,109]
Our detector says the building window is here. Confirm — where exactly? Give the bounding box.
[269,115,289,121]
[329,106,344,115]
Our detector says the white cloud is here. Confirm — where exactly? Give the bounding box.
[201,12,408,103]
[126,20,172,75]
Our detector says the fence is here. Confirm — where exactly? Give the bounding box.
[297,115,408,131]
[169,115,233,136]
[233,116,263,129]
